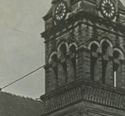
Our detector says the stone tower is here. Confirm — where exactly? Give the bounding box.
[41,0,125,115]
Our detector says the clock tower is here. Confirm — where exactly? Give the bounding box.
[41,0,125,116]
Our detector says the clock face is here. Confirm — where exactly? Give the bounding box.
[100,0,116,19]
[54,1,67,22]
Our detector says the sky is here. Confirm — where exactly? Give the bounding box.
[0,0,50,99]
[0,0,125,99]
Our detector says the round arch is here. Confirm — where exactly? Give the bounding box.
[100,38,113,48]
[100,39,113,56]
[48,52,57,64]
[88,41,100,50]
[69,42,78,51]
[57,42,69,58]
[114,48,125,60]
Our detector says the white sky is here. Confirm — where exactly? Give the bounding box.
[0,0,50,99]
[0,0,124,99]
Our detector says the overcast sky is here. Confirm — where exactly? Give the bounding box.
[0,0,50,99]
[0,0,125,99]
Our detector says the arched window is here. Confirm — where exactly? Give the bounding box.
[101,41,111,84]
[48,53,58,91]
[58,43,68,86]
[68,44,77,82]
[113,49,124,87]
[90,43,98,81]
[51,54,58,84]
[113,51,120,87]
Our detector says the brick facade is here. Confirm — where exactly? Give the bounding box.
[41,0,125,115]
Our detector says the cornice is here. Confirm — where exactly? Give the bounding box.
[41,79,125,115]
[41,11,125,42]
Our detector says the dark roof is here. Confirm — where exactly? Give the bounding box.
[0,92,44,116]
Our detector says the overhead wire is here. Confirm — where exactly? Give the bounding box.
[1,15,125,91]
[1,65,44,90]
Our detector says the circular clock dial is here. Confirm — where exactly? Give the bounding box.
[54,1,67,22]
[100,0,115,19]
